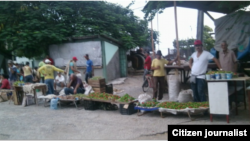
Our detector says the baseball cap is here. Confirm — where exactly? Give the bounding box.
[194,40,203,46]
[156,50,162,55]
[72,57,78,61]
[45,59,51,63]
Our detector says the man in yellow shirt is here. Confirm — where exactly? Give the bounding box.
[151,50,178,100]
[38,59,65,94]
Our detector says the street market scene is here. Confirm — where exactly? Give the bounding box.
[1,1,250,140]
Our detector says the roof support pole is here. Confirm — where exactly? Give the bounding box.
[204,11,215,22]
[151,20,155,58]
[196,10,204,42]
[174,1,180,66]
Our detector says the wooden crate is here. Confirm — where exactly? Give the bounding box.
[93,87,106,93]
[89,78,106,88]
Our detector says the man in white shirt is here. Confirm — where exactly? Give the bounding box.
[189,40,222,102]
[54,72,65,90]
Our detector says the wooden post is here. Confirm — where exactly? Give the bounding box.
[151,20,155,58]
[174,1,180,66]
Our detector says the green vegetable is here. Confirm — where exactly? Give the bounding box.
[117,94,135,102]
[157,101,209,109]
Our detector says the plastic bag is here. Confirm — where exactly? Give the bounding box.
[84,84,92,95]
[168,72,180,101]
[177,90,193,103]
[138,93,152,104]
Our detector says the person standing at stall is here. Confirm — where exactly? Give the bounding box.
[189,40,222,102]
[83,54,94,83]
[22,62,33,83]
[38,59,65,94]
[219,41,238,73]
[8,61,17,89]
[151,50,178,100]
[38,61,45,83]
[143,51,151,81]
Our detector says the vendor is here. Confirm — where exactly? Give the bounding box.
[151,50,178,100]
[189,40,222,102]
[0,74,11,89]
[219,41,237,73]
[64,74,85,95]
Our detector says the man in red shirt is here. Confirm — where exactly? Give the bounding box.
[0,74,11,89]
[143,51,151,81]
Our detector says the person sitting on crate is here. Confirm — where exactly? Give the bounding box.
[64,74,85,95]
[54,72,65,91]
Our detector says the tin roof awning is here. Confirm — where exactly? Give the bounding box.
[143,1,250,18]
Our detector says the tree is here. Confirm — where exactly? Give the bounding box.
[0,1,158,58]
[203,25,215,51]
[172,25,214,51]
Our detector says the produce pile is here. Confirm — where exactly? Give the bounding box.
[13,81,25,86]
[58,95,76,100]
[117,94,135,103]
[157,101,209,109]
[87,92,120,101]
[90,76,103,80]
[206,71,236,75]
[74,94,88,100]
[137,99,160,108]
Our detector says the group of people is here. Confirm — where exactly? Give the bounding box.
[0,54,94,96]
[37,54,94,95]
[142,40,237,102]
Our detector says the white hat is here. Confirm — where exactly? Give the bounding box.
[45,59,51,63]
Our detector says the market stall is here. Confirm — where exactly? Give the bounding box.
[206,71,250,123]
[12,82,47,106]
[165,63,218,83]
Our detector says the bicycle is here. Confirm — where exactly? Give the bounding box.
[142,71,154,92]
[142,71,168,93]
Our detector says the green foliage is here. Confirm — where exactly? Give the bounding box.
[172,25,214,51]
[203,25,215,51]
[0,1,157,58]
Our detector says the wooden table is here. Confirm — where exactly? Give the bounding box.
[33,85,47,105]
[206,77,250,123]
[13,85,47,105]
[165,63,218,83]
[13,86,24,105]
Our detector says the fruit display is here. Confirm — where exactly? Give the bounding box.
[13,81,25,86]
[137,99,159,108]
[117,94,135,103]
[157,101,209,109]
[87,92,120,101]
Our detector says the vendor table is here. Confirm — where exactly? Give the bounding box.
[13,85,47,105]
[165,63,218,83]
[13,86,24,105]
[207,77,250,123]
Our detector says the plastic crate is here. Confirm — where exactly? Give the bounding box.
[119,103,137,115]
[105,84,113,94]
[83,100,100,110]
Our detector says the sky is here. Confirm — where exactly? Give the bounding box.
[105,0,227,56]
